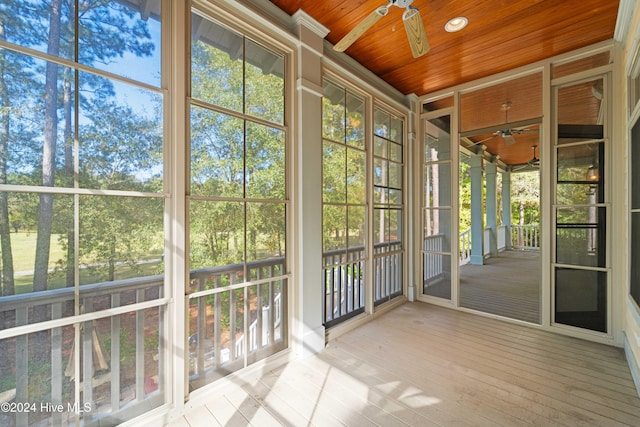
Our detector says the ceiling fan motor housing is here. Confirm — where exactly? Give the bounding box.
[392,0,414,8]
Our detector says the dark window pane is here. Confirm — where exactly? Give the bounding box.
[632,119,640,209]
[631,213,640,305]
[556,206,605,268]
[555,267,606,333]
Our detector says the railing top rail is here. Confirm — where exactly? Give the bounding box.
[321,241,402,258]
[189,256,285,279]
[0,256,288,311]
[0,274,164,311]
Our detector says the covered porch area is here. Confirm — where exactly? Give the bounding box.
[460,249,540,323]
[167,302,640,426]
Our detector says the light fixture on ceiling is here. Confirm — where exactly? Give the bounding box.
[502,133,516,145]
[445,16,468,32]
[586,164,599,195]
[586,164,599,182]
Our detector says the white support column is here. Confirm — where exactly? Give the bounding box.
[501,171,512,250]
[406,94,419,302]
[168,0,187,414]
[469,153,484,265]
[292,11,328,358]
[486,161,498,257]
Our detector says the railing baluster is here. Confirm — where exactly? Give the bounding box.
[136,289,145,400]
[269,281,275,343]
[15,307,27,427]
[214,290,221,366]
[329,267,335,321]
[111,294,121,411]
[229,274,236,360]
[83,299,94,419]
[51,302,62,426]
[196,277,206,378]
[257,281,263,349]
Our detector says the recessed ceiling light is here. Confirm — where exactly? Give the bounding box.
[445,16,468,32]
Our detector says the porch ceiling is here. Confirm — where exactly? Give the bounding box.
[263,0,618,168]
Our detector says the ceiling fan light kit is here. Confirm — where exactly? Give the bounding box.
[333,0,430,58]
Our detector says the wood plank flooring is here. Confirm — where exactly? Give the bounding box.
[166,302,640,426]
[460,250,540,323]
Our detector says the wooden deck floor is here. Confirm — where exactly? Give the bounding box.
[460,250,540,323]
[167,302,640,427]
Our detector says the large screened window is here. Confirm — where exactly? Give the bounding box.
[373,107,404,305]
[187,11,287,390]
[422,113,453,300]
[631,102,640,306]
[553,75,608,333]
[0,1,164,425]
[322,78,366,327]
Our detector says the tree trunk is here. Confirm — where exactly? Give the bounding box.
[0,21,15,384]
[519,202,525,248]
[63,68,74,289]
[32,6,63,389]
[109,240,116,281]
[33,0,62,295]
[0,21,15,297]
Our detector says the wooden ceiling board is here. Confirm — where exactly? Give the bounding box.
[264,0,618,166]
[267,0,618,96]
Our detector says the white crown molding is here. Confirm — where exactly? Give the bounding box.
[614,0,637,43]
[292,9,330,38]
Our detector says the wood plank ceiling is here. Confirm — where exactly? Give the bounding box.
[265,0,618,168]
[268,0,619,97]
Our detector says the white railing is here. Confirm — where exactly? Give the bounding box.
[459,229,471,265]
[497,225,507,249]
[512,224,540,250]
[423,234,445,282]
[188,257,287,389]
[483,228,491,256]
[236,292,282,360]
[0,276,165,426]
[459,225,510,266]
[373,242,403,306]
[322,246,366,327]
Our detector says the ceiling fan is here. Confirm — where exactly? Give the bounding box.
[471,102,538,145]
[512,145,540,171]
[333,0,430,58]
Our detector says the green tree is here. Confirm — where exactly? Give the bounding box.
[511,171,540,225]
[189,33,286,269]
[32,0,156,295]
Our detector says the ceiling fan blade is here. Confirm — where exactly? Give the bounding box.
[403,7,429,58]
[471,135,497,145]
[333,6,388,52]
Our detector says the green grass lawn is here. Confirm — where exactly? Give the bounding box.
[4,232,66,273]
[4,232,163,294]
